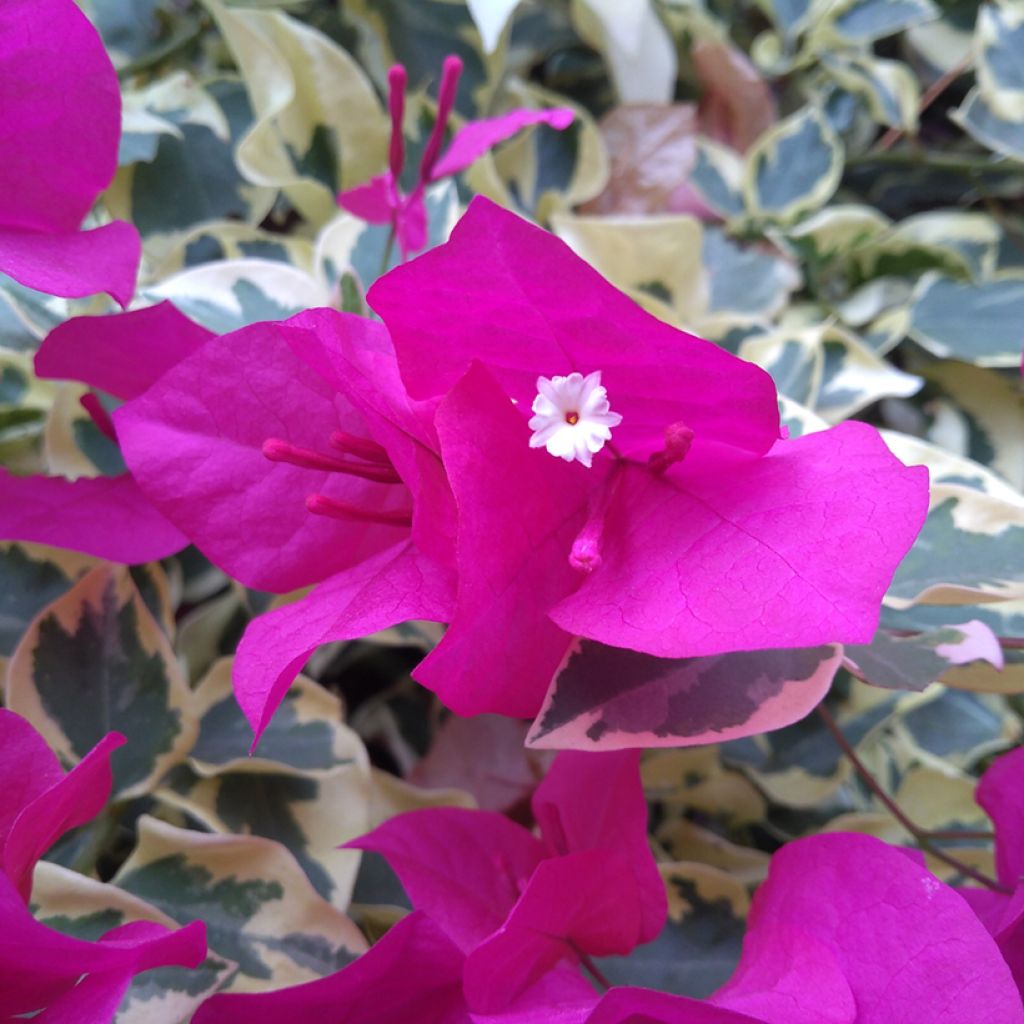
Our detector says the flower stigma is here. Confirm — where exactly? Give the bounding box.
[528,370,622,468]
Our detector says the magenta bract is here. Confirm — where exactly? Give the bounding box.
[338,56,573,257]
[348,750,666,1013]
[0,711,207,1019]
[368,197,929,718]
[0,0,140,304]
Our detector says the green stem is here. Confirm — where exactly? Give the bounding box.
[379,225,397,279]
[845,150,1005,176]
[816,705,1009,893]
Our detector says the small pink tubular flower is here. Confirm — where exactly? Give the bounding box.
[0,0,141,305]
[367,197,930,718]
[338,55,573,257]
[347,750,666,1014]
[0,710,207,1020]
[958,746,1024,989]
[0,302,210,563]
[586,833,1024,1024]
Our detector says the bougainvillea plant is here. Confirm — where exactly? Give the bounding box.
[1,0,1024,1020]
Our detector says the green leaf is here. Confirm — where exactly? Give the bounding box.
[0,542,97,657]
[827,0,939,42]
[845,622,1003,692]
[821,53,920,130]
[115,817,366,990]
[4,564,197,798]
[953,88,1024,161]
[976,2,1024,120]
[743,107,844,224]
[910,273,1024,366]
[887,485,1024,606]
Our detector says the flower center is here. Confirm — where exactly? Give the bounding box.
[528,370,622,469]
[261,432,412,528]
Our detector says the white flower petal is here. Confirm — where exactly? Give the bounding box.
[527,370,622,468]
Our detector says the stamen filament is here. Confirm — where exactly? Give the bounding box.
[328,430,393,465]
[386,64,408,181]
[419,54,463,183]
[306,493,413,527]
[262,438,401,484]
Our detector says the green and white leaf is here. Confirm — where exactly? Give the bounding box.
[821,53,920,130]
[821,0,940,44]
[743,107,844,224]
[115,817,367,992]
[32,861,234,1022]
[909,272,1024,366]
[5,564,197,799]
[203,0,388,225]
[976,1,1024,121]
[144,259,330,334]
[886,484,1024,607]
[953,88,1024,161]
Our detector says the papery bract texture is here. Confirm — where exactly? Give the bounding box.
[960,746,1024,988]
[0,0,140,303]
[0,710,124,902]
[349,750,665,1013]
[366,198,928,721]
[0,469,188,563]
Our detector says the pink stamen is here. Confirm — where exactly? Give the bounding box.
[306,493,412,527]
[419,54,463,183]
[79,393,117,442]
[262,438,401,484]
[648,421,695,475]
[569,469,623,573]
[386,64,408,181]
[329,430,392,465]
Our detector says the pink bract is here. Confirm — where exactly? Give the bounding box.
[0,711,207,1019]
[586,832,1024,1023]
[368,197,929,718]
[338,56,573,257]
[959,746,1024,989]
[0,303,208,563]
[114,307,457,741]
[0,0,140,305]
[348,750,666,1013]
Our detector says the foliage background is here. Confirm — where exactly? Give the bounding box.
[2,0,1023,1016]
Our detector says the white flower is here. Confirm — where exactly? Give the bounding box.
[528,370,622,468]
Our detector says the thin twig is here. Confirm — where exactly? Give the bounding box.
[873,56,972,154]
[816,705,1010,893]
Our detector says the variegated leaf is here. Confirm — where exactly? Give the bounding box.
[5,564,197,799]
[114,817,368,992]
[527,641,842,751]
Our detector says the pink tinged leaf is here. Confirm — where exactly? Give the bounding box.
[0,0,121,235]
[587,988,768,1024]
[415,363,588,717]
[114,316,411,593]
[0,468,187,563]
[740,833,1024,1023]
[0,875,207,1018]
[0,714,124,902]
[0,222,141,307]
[234,542,454,744]
[338,174,396,224]
[692,41,777,153]
[430,108,576,180]
[346,807,545,951]
[409,715,553,814]
[527,642,842,750]
[35,302,213,401]
[551,422,930,658]
[368,197,781,461]
[192,912,467,1024]
[531,750,666,943]
[934,619,1005,668]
